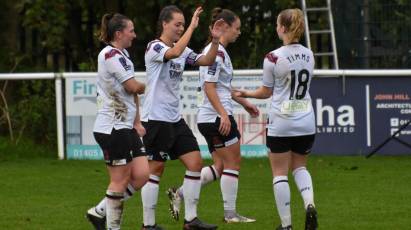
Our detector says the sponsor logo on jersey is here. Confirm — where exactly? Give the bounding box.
[280,99,311,114]
[169,61,183,80]
[153,43,164,53]
[119,57,131,71]
[207,62,218,75]
[186,52,198,66]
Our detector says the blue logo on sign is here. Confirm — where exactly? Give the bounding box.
[73,80,96,103]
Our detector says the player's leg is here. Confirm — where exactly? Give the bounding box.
[290,135,317,230]
[106,164,131,230]
[87,130,149,229]
[267,136,293,229]
[174,119,217,229]
[141,160,165,229]
[291,154,314,209]
[87,130,133,230]
[197,121,225,189]
[179,151,217,230]
[140,120,171,229]
[269,151,292,229]
[89,156,148,227]
[168,152,222,221]
[172,120,224,201]
[213,116,255,223]
[126,155,150,205]
[128,130,150,196]
[216,141,255,223]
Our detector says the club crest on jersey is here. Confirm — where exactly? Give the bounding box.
[266,53,278,64]
[105,49,121,60]
[153,43,164,53]
[207,62,218,75]
[118,57,131,71]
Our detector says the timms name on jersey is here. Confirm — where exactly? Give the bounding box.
[263,43,316,137]
[197,44,234,123]
[142,40,202,122]
[93,45,136,134]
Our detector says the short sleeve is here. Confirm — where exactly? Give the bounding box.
[262,53,277,88]
[105,50,134,83]
[146,41,171,63]
[183,47,202,66]
[203,56,222,83]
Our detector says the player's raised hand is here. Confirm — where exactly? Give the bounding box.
[188,6,203,30]
[210,19,226,41]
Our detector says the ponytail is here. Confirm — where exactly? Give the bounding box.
[278,8,305,42]
[99,13,130,43]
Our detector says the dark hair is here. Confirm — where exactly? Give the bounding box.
[156,5,183,38]
[278,8,305,42]
[99,13,130,43]
[207,7,238,43]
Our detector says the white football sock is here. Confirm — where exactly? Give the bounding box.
[183,171,201,221]
[141,175,160,226]
[221,169,239,213]
[177,165,220,199]
[273,176,291,227]
[95,183,136,217]
[106,190,124,230]
[293,167,314,209]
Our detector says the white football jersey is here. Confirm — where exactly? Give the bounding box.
[263,43,315,136]
[93,45,136,134]
[197,44,233,123]
[142,40,202,122]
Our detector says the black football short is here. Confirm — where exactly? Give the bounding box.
[266,134,315,155]
[142,119,200,162]
[94,128,146,166]
[197,115,241,153]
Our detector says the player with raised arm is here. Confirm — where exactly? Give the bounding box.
[140,5,224,230]
[166,7,259,224]
[235,8,318,230]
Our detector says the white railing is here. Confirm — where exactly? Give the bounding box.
[1,69,411,159]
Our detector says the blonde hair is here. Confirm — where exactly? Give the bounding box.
[278,8,305,42]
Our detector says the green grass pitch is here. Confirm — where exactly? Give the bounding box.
[1,156,411,229]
